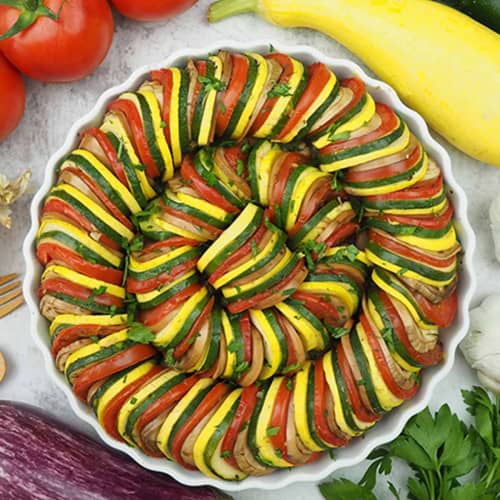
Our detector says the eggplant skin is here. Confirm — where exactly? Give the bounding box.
[0,401,231,500]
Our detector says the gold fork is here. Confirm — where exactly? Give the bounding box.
[0,273,24,319]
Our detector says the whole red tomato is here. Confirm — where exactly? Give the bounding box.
[110,0,197,22]
[0,0,114,82]
[0,51,25,140]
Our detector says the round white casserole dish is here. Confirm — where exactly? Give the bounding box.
[22,40,476,492]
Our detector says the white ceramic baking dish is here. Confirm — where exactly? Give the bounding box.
[23,40,476,492]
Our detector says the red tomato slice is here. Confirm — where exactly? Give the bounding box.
[42,198,121,252]
[135,373,200,457]
[151,69,175,146]
[369,230,456,268]
[413,289,458,328]
[377,290,443,366]
[40,278,124,308]
[161,202,223,236]
[37,242,123,285]
[180,155,240,213]
[72,344,157,402]
[276,313,298,368]
[101,365,163,440]
[226,259,305,314]
[365,174,443,203]
[311,77,366,136]
[126,258,198,294]
[173,296,215,360]
[320,103,398,155]
[325,221,359,247]
[336,343,380,423]
[170,383,230,469]
[360,314,419,400]
[268,152,306,222]
[250,53,295,134]
[313,360,349,447]
[290,177,335,235]
[215,53,250,137]
[275,62,332,141]
[51,323,125,358]
[344,141,422,184]
[63,166,133,230]
[139,283,202,327]
[108,98,160,179]
[81,128,129,187]
[223,144,249,172]
[268,377,293,462]
[221,385,258,468]
[291,291,341,325]
[207,222,267,285]
[239,312,253,366]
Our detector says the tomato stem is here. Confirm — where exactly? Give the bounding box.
[0,0,58,40]
[208,0,258,23]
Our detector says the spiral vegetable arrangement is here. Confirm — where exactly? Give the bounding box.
[36,50,461,480]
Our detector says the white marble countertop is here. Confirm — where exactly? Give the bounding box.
[1,2,498,498]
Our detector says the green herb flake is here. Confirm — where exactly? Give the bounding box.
[236,158,245,177]
[268,82,292,99]
[251,239,259,258]
[266,426,280,437]
[127,323,155,344]
[198,75,227,92]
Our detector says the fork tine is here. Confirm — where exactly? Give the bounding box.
[0,296,24,319]
[0,288,23,306]
[0,280,21,296]
[0,273,17,286]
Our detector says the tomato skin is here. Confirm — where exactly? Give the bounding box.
[0,0,113,82]
[0,51,24,140]
[413,289,458,328]
[110,0,197,22]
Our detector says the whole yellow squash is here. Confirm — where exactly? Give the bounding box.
[209,0,500,166]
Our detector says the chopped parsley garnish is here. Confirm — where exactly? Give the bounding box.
[198,75,227,92]
[266,426,280,437]
[268,82,292,99]
[127,322,155,344]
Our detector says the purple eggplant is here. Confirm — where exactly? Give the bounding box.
[0,401,231,499]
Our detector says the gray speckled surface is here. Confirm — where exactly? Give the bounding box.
[0,1,498,497]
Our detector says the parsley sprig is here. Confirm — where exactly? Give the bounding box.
[319,386,500,500]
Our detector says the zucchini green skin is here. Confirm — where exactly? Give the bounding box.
[162,191,232,230]
[438,0,500,33]
[308,92,368,143]
[64,153,130,215]
[223,54,258,139]
[362,189,446,212]
[204,208,263,275]
[330,348,364,433]
[284,298,329,347]
[65,340,136,383]
[349,330,386,415]
[136,92,166,177]
[223,253,299,304]
[122,372,188,445]
[278,164,310,229]
[367,287,426,368]
[39,231,117,268]
[318,116,405,164]
[365,217,453,239]
[106,132,149,209]
[367,241,456,282]
[196,305,224,372]
[49,292,125,315]
[178,70,191,154]
[288,199,341,249]
[129,248,201,281]
[192,59,216,141]
[49,187,128,248]
[137,272,200,310]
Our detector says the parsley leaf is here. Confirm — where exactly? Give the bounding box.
[198,75,227,92]
[236,158,245,177]
[127,322,155,344]
[266,426,280,437]
[268,82,292,98]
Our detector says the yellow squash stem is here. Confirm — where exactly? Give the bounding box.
[209,0,500,166]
